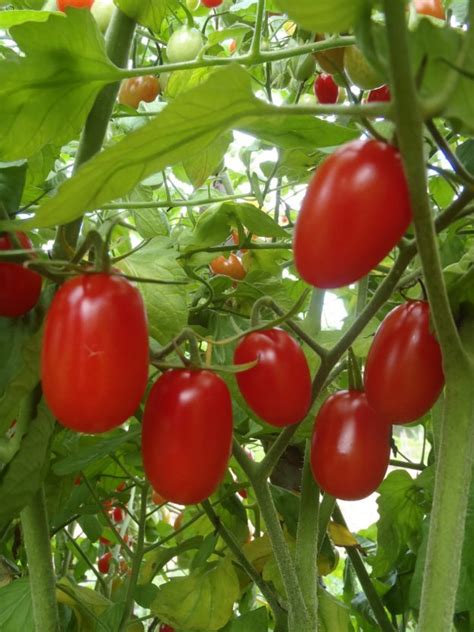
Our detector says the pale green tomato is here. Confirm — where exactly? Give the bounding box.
[91,0,115,32]
[344,46,384,90]
[166,26,204,63]
[42,0,57,9]
[186,0,200,10]
[299,93,317,107]
[291,53,316,82]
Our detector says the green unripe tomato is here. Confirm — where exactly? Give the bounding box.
[292,53,316,82]
[91,0,115,32]
[298,93,317,107]
[186,0,200,9]
[344,46,383,90]
[167,26,204,63]
[43,0,57,9]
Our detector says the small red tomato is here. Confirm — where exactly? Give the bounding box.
[311,391,391,500]
[99,535,112,546]
[115,481,127,492]
[0,232,42,318]
[293,139,412,289]
[74,475,82,486]
[201,0,222,7]
[210,253,246,280]
[57,0,94,10]
[234,329,312,427]
[414,0,445,19]
[364,301,444,423]
[368,85,391,103]
[238,488,248,499]
[98,552,113,574]
[112,506,124,522]
[118,76,160,109]
[229,39,237,54]
[160,625,175,632]
[41,273,149,434]
[142,369,233,505]
[314,74,339,104]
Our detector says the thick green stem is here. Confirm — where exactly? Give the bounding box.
[317,494,336,553]
[294,442,319,628]
[21,488,60,632]
[383,2,474,630]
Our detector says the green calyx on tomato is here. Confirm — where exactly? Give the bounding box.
[166,26,204,64]
[234,328,312,427]
[142,369,233,505]
[293,139,413,289]
[344,46,384,90]
[41,273,149,434]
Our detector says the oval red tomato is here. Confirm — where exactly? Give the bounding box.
[118,76,160,109]
[160,625,175,632]
[57,0,94,10]
[414,0,445,19]
[0,232,42,318]
[234,328,312,427]
[210,253,246,280]
[364,301,444,423]
[314,74,339,104]
[98,552,113,574]
[293,139,412,288]
[311,391,391,500]
[42,273,149,433]
[367,85,391,103]
[142,369,233,505]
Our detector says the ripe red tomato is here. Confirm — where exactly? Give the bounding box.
[202,0,222,7]
[314,74,339,104]
[367,85,391,103]
[364,301,444,423]
[210,253,246,280]
[99,535,112,546]
[112,506,124,522]
[0,232,42,318]
[234,329,312,427]
[293,140,412,288]
[41,273,149,433]
[98,552,113,574]
[414,0,445,19]
[118,76,160,109]
[160,625,175,632]
[311,391,391,500]
[142,369,233,505]
[57,0,94,10]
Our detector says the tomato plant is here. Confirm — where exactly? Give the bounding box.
[293,139,413,288]
[414,0,445,19]
[314,73,339,104]
[234,328,312,427]
[364,301,445,423]
[166,26,204,63]
[367,84,391,102]
[313,34,345,74]
[142,369,233,505]
[56,0,94,10]
[112,506,124,522]
[311,391,391,500]
[344,46,384,90]
[0,232,42,318]
[210,253,246,280]
[118,76,160,109]
[41,273,149,433]
[98,552,113,574]
[201,0,223,8]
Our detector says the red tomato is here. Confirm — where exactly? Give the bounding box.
[160,625,175,632]
[210,253,246,280]
[98,552,112,574]
[115,481,127,492]
[41,273,149,433]
[311,391,391,500]
[112,506,124,522]
[314,74,339,104]
[364,301,444,423]
[142,369,233,505]
[99,535,112,546]
[118,76,160,109]
[0,232,42,318]
[414,0,445,19]
[229,39,237,54]
[367,85,391,102]
[234,328,312,427]
[57,0,94,10]
[201,0,223,7]
[238,488,248,499]
[293,140,412,288]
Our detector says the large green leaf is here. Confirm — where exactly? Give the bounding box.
[275,0,367,33]
[0,579,33,632]
[115,0,179,31]
[220,607,269,632]
[0,161,27,214]
[0,10,120,160]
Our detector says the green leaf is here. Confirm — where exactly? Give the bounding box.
[220,607,269,632]
[319,587,354,632]
[115,0,179,31]
[78,515,103,542]
[0,400,55,530]
[139,538,203,585]
[371,470,425,576]
[184,132,232,188]
[275,0,367,34]
[151,558,240,630]
[0,578,34,632]
[0,10,120,161]
[0,9,54,28]
[0,161,27,214]
[134,208,170,239]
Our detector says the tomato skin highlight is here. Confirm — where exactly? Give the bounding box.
[0,232,42,318]
[367,85,391,103]
[414,0,445,19]
[314,74,339,104]
[234,328,312,427]
[41,273,149,434]
[118,76,160,109]
[311,391,391,500]
[210,253,246,280]
[57,0,94,10]
[142,369,233,505]
[364,301,444,424]
[293,139,412,289]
